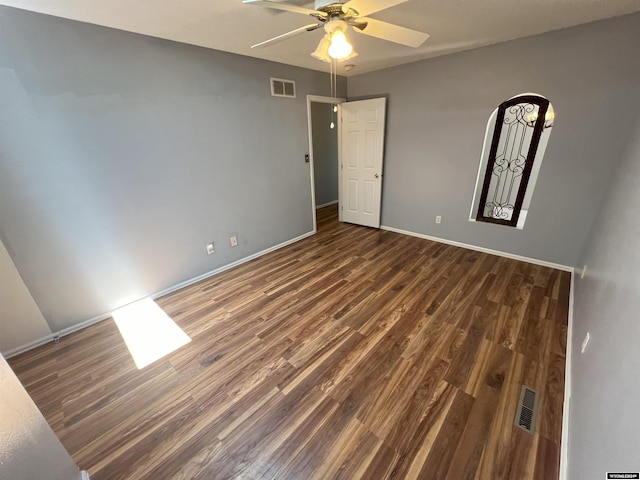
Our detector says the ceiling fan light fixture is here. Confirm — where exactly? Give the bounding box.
[328,29,353,59]
[244,0,431,61]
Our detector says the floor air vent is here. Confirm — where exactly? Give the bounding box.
[514,385,539,434]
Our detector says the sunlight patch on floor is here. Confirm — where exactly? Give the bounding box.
[113,298,190,369]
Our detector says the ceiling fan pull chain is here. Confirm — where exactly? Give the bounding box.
[330,57,337,129]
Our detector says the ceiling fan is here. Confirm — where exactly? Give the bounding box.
[243,0,430,62]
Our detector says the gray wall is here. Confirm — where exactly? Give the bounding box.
[0,239,51,355]
[0,6,344,333]
[0,354,82,480]
[311,102,339,207]
[569,108,640,476]
[347,13,640,267]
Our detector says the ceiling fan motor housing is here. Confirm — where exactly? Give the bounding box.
[314,0,348,13]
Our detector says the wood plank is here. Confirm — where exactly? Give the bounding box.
[539,353,566,446]
[445,343,513,479]
[418,388,475,478]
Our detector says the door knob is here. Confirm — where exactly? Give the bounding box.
[374,173,380,178]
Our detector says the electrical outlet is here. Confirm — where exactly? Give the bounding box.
[230,236,238,247]
[581,265,587,280]
[581,332,590,354]
[206,243,215,255]
[435,216,442,224]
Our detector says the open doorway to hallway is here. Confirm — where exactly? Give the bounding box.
[307,96,342,229]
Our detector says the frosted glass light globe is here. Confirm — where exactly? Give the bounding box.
[328,30,353,60]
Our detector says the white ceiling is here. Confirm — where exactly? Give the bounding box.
[2,0,640,76]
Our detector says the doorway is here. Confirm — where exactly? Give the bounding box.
[307,95,343,232]
[307,95,387,231]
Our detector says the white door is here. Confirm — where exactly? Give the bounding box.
[340,97,386,228]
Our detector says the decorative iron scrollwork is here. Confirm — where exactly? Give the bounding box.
[476,95,550,227]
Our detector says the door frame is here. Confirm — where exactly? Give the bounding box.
[306,94,345,233]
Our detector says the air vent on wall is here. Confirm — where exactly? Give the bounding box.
[271,78,296,98]
[514,385,539,434]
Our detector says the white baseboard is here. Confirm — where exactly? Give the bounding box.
[316,200,338,209]
[3,334,56,359]
[4,231,315,359]
[559,270,575,480]
[380,225,573,272]
[81,470,90,480]
[148,230,315,302]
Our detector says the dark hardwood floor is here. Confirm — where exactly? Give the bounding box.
[9,205,570,479]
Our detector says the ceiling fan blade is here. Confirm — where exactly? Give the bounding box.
[354,17,429,47]
[242,0,326,18]
[251,23,322,49]
[342,0,408,17]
